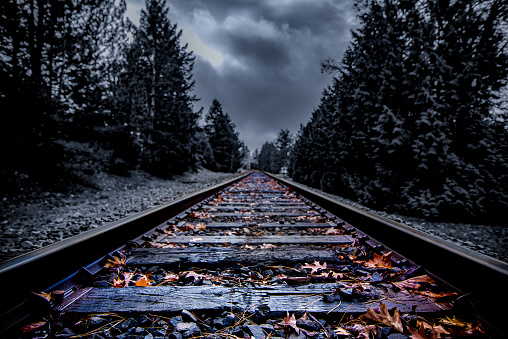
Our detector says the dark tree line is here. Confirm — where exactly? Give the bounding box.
[0,0,246,193]
[291,0,508,223]
[256,129,293,173]
[204,99,247,173]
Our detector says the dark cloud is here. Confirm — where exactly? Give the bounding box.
[127,0,357,151]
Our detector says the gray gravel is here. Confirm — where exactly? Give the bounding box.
[1,170,506,264]
[0,169,240,262]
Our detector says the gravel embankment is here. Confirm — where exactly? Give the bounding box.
[279,176,508,263]
[1,170,506,264]
[0,169,240,262]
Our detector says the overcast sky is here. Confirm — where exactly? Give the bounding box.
[126,0,357,152]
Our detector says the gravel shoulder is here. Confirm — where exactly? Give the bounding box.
[278,175,508,263]
[1,170,506,264]
[0,169,240,262]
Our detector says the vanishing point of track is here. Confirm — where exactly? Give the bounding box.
[0,171,507,338]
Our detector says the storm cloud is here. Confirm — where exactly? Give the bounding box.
[127,0,357,151]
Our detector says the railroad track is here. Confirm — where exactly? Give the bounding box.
[1,171,507,338]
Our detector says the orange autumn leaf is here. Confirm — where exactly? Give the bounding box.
[104,256,128,268]
[33,291,53,302]
[301,261,327,274]
[112,277,124,288]
[364,252,393,269]
[135,274,153,286]
[360,302,403,333]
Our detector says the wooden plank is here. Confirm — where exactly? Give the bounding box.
[208,212,320,217]
[157,235,353,245]
[194,222,335,228]
[202,206,312,211]
[65,284,451,315]
[128,246,342,266]
[213,202,306,206]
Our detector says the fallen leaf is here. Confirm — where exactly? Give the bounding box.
[195,223,207,231]
[393,275,435,290]
[324,227,343,235]
[407,324,438,339]
[301,261,327,274]
[440,316,485,335]
[278,312,300,335]
[20,321,46,333]
[104,256,127,268]
[360,302,403,333]
[135,274,153,286]
[163,273,179,281]
[123,272,135,285]
[414,290,458,300]
[112,277,124,288]
[33,291,53,301]
[260,243,277,249]
[316,270,344,280]
[334,326,350,336]
[364,252,393,269]
[185,271,213,281]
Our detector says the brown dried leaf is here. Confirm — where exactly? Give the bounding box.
[260,243,277,249]
[20,321,46,333]
[324,227,342,235]
[33,291,53,301]
[360,302,403,333]
[278,312,300,335]
[104,256,127,268]
[364,252,393,269]
[334,326,350,336]
[408,324,438,339]
[195,223,207,231]
[393,275,435,290]
[301,261,327,274]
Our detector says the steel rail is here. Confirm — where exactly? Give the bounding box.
[0,172,250,332]
[267,173,508,334]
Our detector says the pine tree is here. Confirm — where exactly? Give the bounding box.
[204,99,244,172]
[257,142,277,173]
[118,0,200,177]
[293,0,508,222]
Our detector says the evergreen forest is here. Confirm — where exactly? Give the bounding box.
[0,0,246,193]
[283,0,508,224]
